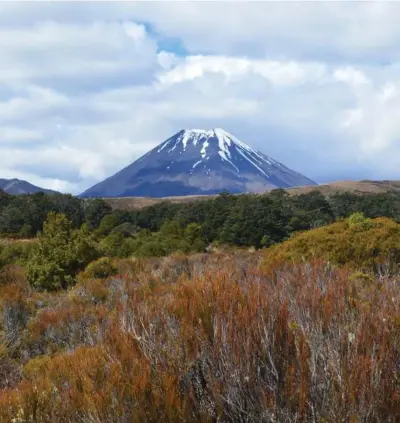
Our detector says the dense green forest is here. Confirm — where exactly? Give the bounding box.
[1,188,400,247]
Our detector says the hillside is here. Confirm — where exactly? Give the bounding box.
[287,179,400,195]
[0,178,56,195]
[103,179,400,211]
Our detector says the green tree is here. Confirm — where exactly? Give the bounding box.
[111,222,139,237]
[184,223,203,244]
[95,214,120,237]
[100,231,130,258]
[0,205,25,234]
[159,220,184,238]
[84,199,112,230]
[260,234,272,248]
[26,212,99,291]
[0,189,10,209]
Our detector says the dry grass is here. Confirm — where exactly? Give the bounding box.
[104,194,217,211]
[103,180,400,211]
[287,180,400,196]
[0,238,35,245]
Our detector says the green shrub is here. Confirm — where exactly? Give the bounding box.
[99,232,132,258]
[262,216,400,274]
[26,213,99,291]
[135,241,167,257]
[0,241,34,269]
[83,257,118,280]
[348,212,373,230]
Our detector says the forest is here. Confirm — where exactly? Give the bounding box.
[0,188,399,422]
[1,187,400,249]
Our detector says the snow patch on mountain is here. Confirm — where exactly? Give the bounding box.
[160,128,277,179]
[192,160,202,169]
[80,127,317,198]
[200,140,209,158]
[155,128,307,183]
[218,150,239,173]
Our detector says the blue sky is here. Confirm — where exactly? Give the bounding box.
[1,2,400,193]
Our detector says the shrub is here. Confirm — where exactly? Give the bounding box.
[0,265,27,291]
[1,259,398,422]
[0,241,34,269]
[0,252,399,422]
[83,257,118,280]
[99,231,131,258]
[0,281,31,345]
[348,211,373,229]
[26,213,99,291]
[262,216,400,274]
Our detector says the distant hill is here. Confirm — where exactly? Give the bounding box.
[81,128,316,198]
[287,180,400,195]
[0,178,56,195]
[103,180,400,211]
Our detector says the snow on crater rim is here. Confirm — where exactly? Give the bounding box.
[200,140,209,158]
[157,127,276,178]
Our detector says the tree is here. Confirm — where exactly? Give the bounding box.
[100,231,130,258]
[0,189,10,209]
[26,212,99,291]
[0,205,25,234]
[95,214,120,237]
[84,199,112,230]
[260,234,272,248]
[184,223,203,244]
[111,222,139,237]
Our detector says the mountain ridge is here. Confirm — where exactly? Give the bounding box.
[0,178,56,195]
[81,128,316,198]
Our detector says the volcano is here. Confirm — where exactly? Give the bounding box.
[81,128,316,198]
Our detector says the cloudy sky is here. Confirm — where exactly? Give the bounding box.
[1,1,400,194]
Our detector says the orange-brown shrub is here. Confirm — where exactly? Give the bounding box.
[24,303,108,356]
[0,277,31,347]
[0,252,398,422]
[0,265,26,287]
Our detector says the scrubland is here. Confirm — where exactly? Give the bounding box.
[1,247,399,422]
[0,189,399,422]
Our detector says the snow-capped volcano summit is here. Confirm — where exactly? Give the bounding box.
[157,128,282,177]
[81,128,316,198]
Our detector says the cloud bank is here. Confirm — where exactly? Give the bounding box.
[1,2,400,193]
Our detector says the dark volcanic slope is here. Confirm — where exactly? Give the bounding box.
[81,128,316,198]
[0,178,55,195]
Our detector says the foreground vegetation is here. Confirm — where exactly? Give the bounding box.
[0,188,399,421]
[0,251,399,422]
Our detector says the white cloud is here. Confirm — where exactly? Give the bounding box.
[1,2,400,193]
[158,56,327,87]
[157,51,182,70]
[333,67,370,87]
[121,2,400,62]
[0,21,158,90]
